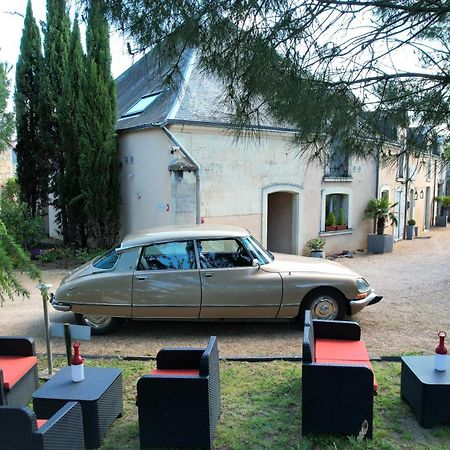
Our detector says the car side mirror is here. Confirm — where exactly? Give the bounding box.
[252,259,260,268]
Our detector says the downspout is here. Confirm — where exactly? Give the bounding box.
[161,125,201,224]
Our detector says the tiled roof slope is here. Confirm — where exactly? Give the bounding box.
[115,47,293,132]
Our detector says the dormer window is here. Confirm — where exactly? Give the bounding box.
[121,92,161,118]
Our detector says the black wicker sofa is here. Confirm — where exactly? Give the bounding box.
[0,336,39,406]
[136,336,221,450]
[302,311,377,439]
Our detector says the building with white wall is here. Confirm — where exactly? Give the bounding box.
[116,47,445,255]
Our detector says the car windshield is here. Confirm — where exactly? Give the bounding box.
[92,247,119,270]
[241,236,274,265]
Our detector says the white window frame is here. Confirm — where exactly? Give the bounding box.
[320,187,353,232]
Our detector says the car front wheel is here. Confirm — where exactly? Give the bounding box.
[75,313,120,335]
[301,288,346,321]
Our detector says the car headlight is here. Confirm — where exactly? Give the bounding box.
[356,278,370,293]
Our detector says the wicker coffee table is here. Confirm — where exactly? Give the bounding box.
[33,366,122,449]
[401,355,450,428]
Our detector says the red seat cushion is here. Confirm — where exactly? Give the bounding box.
[150,369,200,376]
[315,339,370,362]
[0,356,37,390]
[36,419,47,429]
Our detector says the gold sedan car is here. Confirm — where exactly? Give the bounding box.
[51,225,382,334]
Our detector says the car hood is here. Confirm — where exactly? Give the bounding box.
[262,253,360,278]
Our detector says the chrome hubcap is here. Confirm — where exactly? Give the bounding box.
[311,296,338,320]
[83,315,112,329]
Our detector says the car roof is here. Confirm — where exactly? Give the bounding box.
[120,224,251,249]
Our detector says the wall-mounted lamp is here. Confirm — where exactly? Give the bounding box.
[414,191,418,201]
[420,190,424,199]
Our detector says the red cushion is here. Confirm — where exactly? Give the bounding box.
[315,339,370,362]
[314,358,378,393]
[0,356,37,390]
[36,419,47,429]
[150,369,200,376]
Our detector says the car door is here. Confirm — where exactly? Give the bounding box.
[131,240,201,318]
[197,238,282,318]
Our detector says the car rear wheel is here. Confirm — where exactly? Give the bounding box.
[301,288,346,322]
[75,313,120,335]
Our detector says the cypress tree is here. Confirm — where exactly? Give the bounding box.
[40,0,70,243]
[60,18,87,246]
[81,0,120,248]
[14,0,46,217]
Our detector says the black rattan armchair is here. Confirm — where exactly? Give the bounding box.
[0,401,85,450]
[302,310,375,439]
[137,336,221,449]
[0,336,39,406]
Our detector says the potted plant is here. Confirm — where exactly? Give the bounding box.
[325,211,336,231]
[434,196,450,227]
[363,197,398,254]
[336,207,347,230]
[406,219,415,240]
[306,238,326,258]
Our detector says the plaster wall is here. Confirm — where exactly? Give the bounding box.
[302,158,377,255]
[119,128,175,236]
[119,124,383,256]
[378,149,436,235]
[168,124,306,249]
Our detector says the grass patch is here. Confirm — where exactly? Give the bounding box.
[37,357,450,449]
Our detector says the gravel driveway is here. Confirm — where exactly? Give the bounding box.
[2,227,449,359]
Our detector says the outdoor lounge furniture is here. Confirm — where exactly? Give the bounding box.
[0,400,85,449]
[302,310,377,439]
[401,355,450,428]
[0,336,39,406]
[33,366,123,449]
[136,336,221,449]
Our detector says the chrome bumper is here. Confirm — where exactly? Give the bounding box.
[50,293,72,312]
[349,292,382,315]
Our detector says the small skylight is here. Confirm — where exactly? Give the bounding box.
[122,92,161,117]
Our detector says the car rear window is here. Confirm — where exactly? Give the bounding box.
[93,248,119,269]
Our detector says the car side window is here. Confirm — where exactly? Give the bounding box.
[197,239,253,269]
[138,241,196,271]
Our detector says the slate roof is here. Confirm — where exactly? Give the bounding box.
[115,47,294,133]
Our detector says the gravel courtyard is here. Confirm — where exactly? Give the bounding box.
[2,226,449,359]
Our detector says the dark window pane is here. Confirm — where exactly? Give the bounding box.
[139,241,195,271]
[93,248,119,269]
[197,239,252,269]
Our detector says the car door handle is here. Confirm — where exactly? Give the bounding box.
[135,275,148,280]
[203,272,214,278]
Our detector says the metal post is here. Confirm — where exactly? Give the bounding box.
[64,323,72,366]
[37,283,53,375]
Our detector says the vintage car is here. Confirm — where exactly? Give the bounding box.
[51,225,382,334]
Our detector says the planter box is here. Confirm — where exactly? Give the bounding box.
[335,224,347,231]
[367,234,393,254]
[435,215,448,227]
[325,226,337,232]
[406,225,415,240]
[309,250,325,259]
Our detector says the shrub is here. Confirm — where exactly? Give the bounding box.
[407,219,416,226]
[363,197,398,235]
[306,238,325,252]
[325,211,336,227]
[337,207,346,226]
[0,178,44,251]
